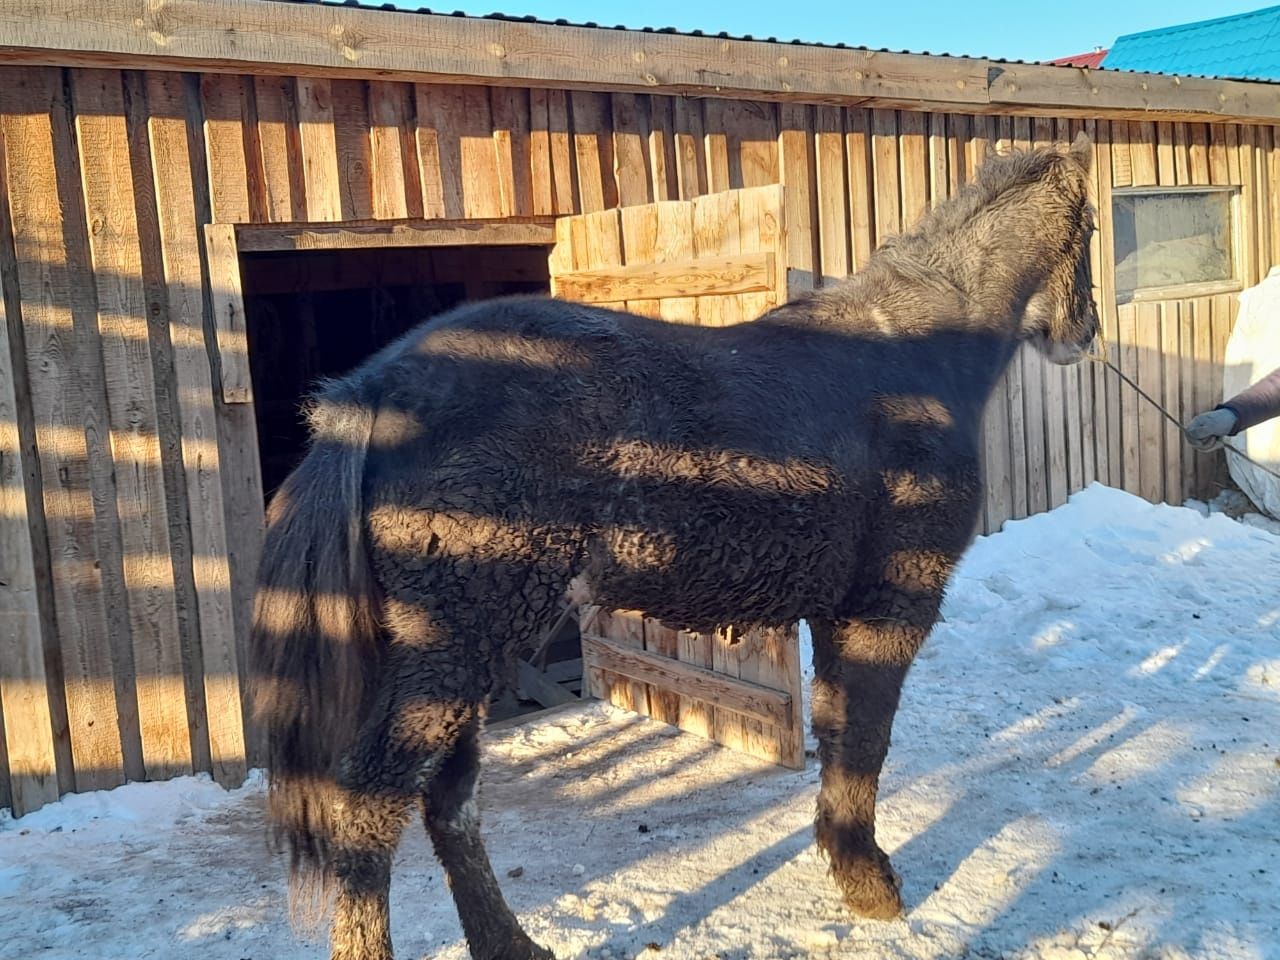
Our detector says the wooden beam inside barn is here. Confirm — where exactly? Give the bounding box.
[2,0,1280,123]
[234,217,556,253]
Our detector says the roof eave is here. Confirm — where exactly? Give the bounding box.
[1,0,1278,123]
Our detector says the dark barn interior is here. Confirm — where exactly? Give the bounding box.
[240,243,550,498]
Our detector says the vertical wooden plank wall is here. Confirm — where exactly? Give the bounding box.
[0,66,259,813]
[0,105,61,813]
[1092,118,1259,510]
[1,67,133,804]
[0,60,1272,809]
[143,73,245,785]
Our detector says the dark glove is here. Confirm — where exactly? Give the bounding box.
[1184,408,1238,451]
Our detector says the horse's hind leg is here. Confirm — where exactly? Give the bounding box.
[328,789,412,960]
[328,645,479,960]
[424,714,553,960]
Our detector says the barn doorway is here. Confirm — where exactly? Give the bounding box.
[237,232,583,720]
[239,243,550,498]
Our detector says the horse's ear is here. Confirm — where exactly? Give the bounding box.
[1067,130,1093,172]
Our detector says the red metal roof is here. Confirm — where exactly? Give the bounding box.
[1046,50,1109,69]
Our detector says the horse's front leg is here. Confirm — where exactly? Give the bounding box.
[810,551,952,919]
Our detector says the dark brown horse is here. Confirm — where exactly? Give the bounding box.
[252,133,1099,960]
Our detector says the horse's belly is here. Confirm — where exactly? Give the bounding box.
[583,513,843,631]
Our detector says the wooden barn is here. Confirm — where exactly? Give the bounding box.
[2,0,1278,816]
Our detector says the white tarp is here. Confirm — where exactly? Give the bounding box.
[1223,266,1280,518]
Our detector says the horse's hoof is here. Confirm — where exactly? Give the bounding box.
[846,888,904,921]
[523,942,556,960]
[835,856,905,921]
[484,935,557,960]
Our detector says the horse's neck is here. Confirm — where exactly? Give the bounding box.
[838,250,1021,347]
[801,183,1060,431]
[824,258,1025,429]
[938,211,1052,322]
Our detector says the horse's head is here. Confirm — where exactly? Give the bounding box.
[1019,132,1100,365]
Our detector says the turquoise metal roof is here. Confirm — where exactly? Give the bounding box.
[1102,5,1280,81]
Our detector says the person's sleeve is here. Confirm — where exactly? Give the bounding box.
[1220,365,1280,434]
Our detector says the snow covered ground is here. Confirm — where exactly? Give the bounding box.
[3,484,1278,960]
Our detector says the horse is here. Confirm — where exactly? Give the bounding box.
[251,132,1099,960]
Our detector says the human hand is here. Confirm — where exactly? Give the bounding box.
[1184,408,1238,451]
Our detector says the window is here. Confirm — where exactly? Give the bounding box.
[1112,187,1238,301]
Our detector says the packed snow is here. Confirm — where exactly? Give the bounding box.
[3,484,1278,960]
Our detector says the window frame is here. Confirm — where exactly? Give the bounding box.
[1110,184,1244,304]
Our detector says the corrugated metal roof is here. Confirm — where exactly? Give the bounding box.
[1102,5,1280,81]
[273,0,1037,61]
[1047,50,1109,70]
[270,0,1280,86]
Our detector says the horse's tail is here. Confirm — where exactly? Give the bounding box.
[250,375,383,922]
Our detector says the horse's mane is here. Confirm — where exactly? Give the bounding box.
[886,144,1087,256]
[774,141,1091,335]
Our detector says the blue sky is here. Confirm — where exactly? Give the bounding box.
[387,1,1270,62]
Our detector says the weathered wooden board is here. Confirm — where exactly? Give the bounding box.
[72,68,193,780]
[144,71,248,784]
[0,107,60,813]
[2,67,129,794]
[552,253,773,303]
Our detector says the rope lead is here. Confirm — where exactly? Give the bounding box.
[1086,354,1280,484]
